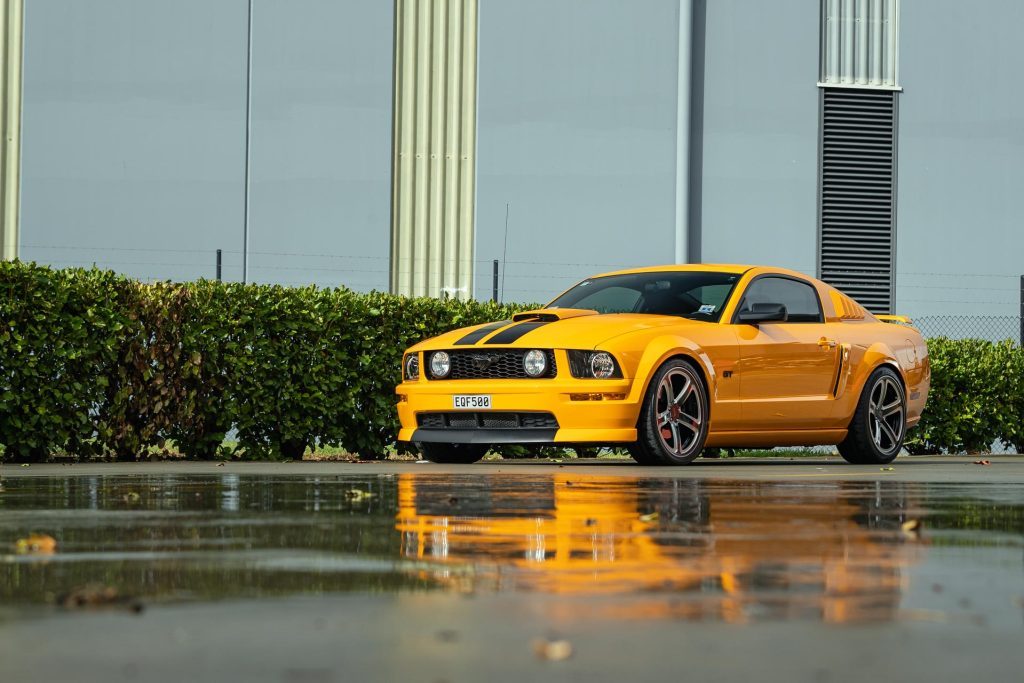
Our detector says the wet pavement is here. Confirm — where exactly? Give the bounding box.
[1,458,1023,681]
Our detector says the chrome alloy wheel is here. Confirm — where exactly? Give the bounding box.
[654,368,704,457]
[869,375,905,456]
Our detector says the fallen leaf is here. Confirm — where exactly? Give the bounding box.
[901,519,922,537]
[639,512,659,522]
[56,584,144,613]
[216,462,226,467]
[973,460,991,466]
[435,629,459,643]
[15,533,57,555]
[20,464,29,468]
[533,638,573,661]
[344,489,376,502]
[880,466,895,471]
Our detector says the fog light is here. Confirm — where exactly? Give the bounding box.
[524,349,547,377]
[430,351,451,378]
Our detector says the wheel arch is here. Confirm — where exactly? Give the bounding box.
[626,336,717,409]
[851,343,907,398]
[844,354,907,430]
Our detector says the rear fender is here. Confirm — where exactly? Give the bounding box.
[844,342,903,404]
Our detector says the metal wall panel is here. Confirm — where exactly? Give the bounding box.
[820,0,898,89]
[19,0,248,283]
[0,0,22,261]
[699,0,819,276]
[818,88,896,313]
[246,0,392,291]
[475,0,678,303]
[391,0,477,299]
[895,0,1024,318]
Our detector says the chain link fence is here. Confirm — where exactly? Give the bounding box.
[913,316,1022,344]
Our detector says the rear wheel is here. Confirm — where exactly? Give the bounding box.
[838,366,906,464]
[419,443,488,464]
[631,359,709,465]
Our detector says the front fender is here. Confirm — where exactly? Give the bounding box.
[608,335,719,404]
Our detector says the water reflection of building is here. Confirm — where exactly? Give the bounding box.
[396,475,920,624]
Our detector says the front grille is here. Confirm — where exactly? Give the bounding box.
[417,412,559,430]
[430,349,557,380]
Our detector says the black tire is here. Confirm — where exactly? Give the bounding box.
[626,443,662,465]
[631,359,709,465]
[419,442,488,464]
[838,366,907,464]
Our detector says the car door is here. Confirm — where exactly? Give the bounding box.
[732,276,842,430]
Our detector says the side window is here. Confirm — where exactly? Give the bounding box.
[737,277,823,323]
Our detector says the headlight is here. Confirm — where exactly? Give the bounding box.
[404,354,419,380]
[567,350,622,379]
[430,351,451,378]
[590,352,615,379]
[523,349,547,377]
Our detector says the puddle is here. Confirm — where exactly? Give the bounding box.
[1,473,1022,626]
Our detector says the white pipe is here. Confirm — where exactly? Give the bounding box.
[674,0,692,264]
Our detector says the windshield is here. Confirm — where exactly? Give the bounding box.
[546,271,740,322]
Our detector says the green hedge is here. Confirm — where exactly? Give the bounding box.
[0,261,529,461]
[906,337,1023,455]
[1,261,1021,460]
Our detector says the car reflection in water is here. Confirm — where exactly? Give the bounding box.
[396,474,920,623]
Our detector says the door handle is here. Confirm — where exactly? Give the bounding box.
[818,337,837,349]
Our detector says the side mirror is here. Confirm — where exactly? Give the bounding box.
[736,302,788,324]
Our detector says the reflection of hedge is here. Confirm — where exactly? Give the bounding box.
[1,261,529,461]
[1,262,1021,461]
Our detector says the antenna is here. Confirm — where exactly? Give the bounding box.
[500,203,510,302]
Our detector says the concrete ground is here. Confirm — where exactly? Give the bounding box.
[2,455,1022,682]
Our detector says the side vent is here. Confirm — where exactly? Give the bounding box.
[818,88,897,314]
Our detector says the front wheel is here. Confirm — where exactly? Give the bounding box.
[838,366,906,464]
[631,359,709,465]
[419,442,488,464]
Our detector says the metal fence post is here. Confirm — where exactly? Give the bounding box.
[1019,275,1023,346]
[216,249,222,282]
[492,260,499,303]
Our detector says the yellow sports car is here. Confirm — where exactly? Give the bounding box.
[396,265,929,465]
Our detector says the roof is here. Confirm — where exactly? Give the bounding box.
[594,264,789,278]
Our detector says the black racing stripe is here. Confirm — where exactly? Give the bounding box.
[453,320,511,346]
[484,320,550,345]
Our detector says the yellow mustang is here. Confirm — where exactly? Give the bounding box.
[396,265,929,466]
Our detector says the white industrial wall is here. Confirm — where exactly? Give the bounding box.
[474,0,679,303]
[894,0,1024,318]
[698,0,820,278]
[15,0,1024,317]
[19,0,392,289]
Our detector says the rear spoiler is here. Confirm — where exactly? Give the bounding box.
[877,315,914,326]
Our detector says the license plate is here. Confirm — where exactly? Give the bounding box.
[453,395,491,410]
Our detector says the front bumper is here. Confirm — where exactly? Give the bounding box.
[396,375,639,445]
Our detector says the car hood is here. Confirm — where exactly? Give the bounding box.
[410,312,711,351]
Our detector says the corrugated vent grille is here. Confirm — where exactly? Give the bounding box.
[819,88,896,314]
